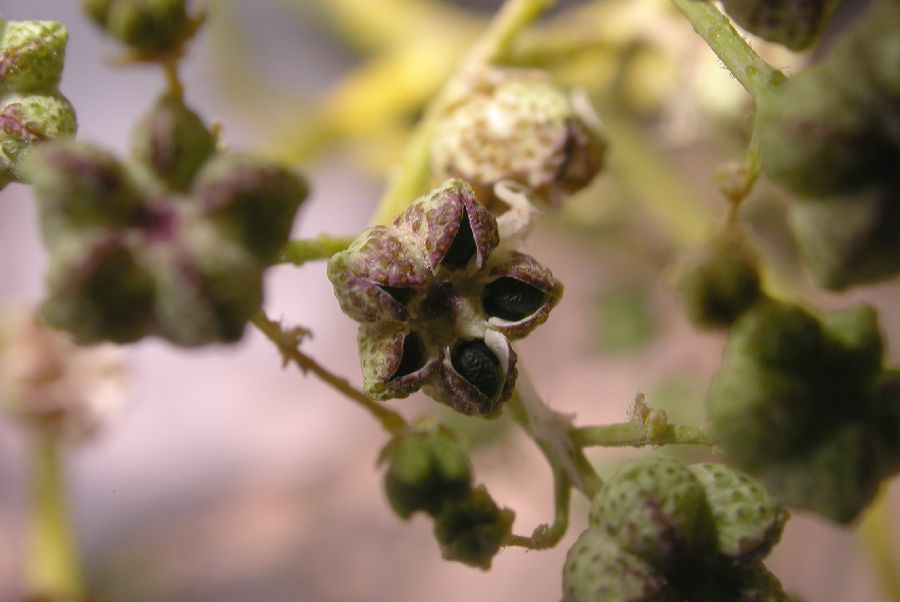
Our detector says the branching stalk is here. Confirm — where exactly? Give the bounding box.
[252,311,407,434]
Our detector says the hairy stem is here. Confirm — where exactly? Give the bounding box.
[278,235,355,266]
[25,434,83,602]
[670,0,785,100]
[573,422,714,448]
[252,312,407,434]
[371,0,559,225]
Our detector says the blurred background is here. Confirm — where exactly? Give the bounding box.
[0,1,898,600]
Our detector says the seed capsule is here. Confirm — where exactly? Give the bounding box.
[720,0,838,50]
[431,68,605,209]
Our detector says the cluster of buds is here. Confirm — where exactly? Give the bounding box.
[380,420,514,569]
[24,95,307,346]
[563,456,789,602]
[720,0,839,50]
[708,300,900,522]
[430,68,606,211]
[0,17,76,190]
[0,310,125,442]
[327,179,563,417]
[82,0,200,58]
[756,0,900,289]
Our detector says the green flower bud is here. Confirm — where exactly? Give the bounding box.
[589,456,710,566]
[0,93,76,181]
[708,358,814,470]
[194,153,309,263]
[432,485,514,570]
[729,565,793,602]
[381,423,473,519]
[689,463,787,562]
[83,0,194,55]
[431,68,605,209]
[562,529,663,602]
[22,140,143,240]
[680,236,761,329]
[42,233,156,344]
[787,185,900,291]
[720,0,838,50]
[0,20,68,92]
[131,95,215,191]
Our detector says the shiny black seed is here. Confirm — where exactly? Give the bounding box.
[380,285,413,305]
[451,340,501,398]
[482,277,546,322]
[393,332,426,380]
[442,210,476,270]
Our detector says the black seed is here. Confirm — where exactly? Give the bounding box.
[451,339,502,398]
[380,285,413,305]
[482,277,546,322]
[442,210,477,270]
[392,332,426,380]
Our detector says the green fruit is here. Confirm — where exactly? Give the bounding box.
[23,140,143,240]
[689,463,787,562]
[720,0,837,50]
[432,485,514,570]
[759,423,887,523]
[194,153,308,263]
[562,529,663,602]
[42,233,156,344]
[0,20,68,92]
[787,185,900,291]
[82,0,193,54]
[0,93,76,179]
[148,223,263,347]
[131,95,215,191]
[680,236,761,329]
[727,301,824,378]
[821,304,884,381]
[757,0,900,199]
[708,358,814,470]
[589,456,710,565]
[383,426,473,519]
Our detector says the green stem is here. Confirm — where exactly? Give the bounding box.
[505,466,571,550]
[573,422,714,448]
[251,311,407,434]
[507,370,603,499]
[670,0,785,100]
[371,0,559,225]
[278,235,355,266]
[25,434,83,602]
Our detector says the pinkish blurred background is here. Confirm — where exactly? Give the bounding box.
[0,1,898,601]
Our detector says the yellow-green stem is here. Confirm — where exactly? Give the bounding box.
[25,433,83,602]
[573,422,714,448]
[670,0,785,100]
[278,235,355,266]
